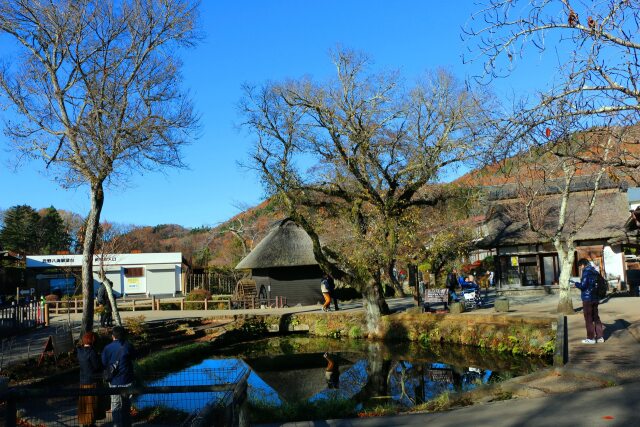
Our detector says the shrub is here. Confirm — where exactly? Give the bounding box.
[124,315,148,340]
[45,294,59,302]
[185,288,211,310]
[159,302,179,310]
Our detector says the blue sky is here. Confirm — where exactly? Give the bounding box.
[0,1,553,228]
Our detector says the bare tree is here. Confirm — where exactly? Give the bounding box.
[501,129,612,313]
[94,221,137,327]
[240,50,495,333]
[0,0,200,332]
[465,0,640,164]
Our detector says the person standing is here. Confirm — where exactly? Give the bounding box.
[321,274,332,312]
[102,326,136,427]
[446,268,460,308]
[77,331,105,427]
[574,259,605,344]
[97,282,113,327]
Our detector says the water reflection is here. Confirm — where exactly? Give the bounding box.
[136,337,548,413]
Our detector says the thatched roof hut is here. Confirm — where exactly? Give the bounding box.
[477,189,630,248]
[236,218,317,269]
[235,219,324,306]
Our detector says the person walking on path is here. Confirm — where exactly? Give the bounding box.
[97,282,113,327]
[326,274,339,311]
[574,258,605,344]
[102,326,136,427]
[446,268,460,309]
[77,331,105,427]
[321,274,332,312]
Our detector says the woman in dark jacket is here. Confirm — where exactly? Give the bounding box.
[574,259,604,344]
[77,331,105,427]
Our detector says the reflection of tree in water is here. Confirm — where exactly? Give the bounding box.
[351,342,392,404]
[386,362,492,406]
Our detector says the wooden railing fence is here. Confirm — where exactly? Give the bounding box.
[185,273,236,295]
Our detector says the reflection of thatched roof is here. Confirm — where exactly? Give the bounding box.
[235,218,317,269]
[246,353,356,402]
[477,190,630,248]
[253,368,329,402]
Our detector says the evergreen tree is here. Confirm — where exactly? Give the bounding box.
[0,205,40,254]
[39,206,71,254]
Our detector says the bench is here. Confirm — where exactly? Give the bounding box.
[423,288,449,312]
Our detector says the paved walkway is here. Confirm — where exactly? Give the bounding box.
[261,382,640,426]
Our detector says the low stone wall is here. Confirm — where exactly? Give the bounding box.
[497,286,581,297]
[377,312,556,357]
[230,311,556,358]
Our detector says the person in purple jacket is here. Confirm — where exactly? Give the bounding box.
[102,326,136,427]
[574,259,604,344]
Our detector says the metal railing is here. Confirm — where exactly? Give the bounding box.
[2,367,250,427]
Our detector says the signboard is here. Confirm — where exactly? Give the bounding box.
[27,252,182,268]
[427,368,453,383]
[510,256,519,267]
[124,276,146,294]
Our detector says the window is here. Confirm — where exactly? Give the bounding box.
[124,267,144,278]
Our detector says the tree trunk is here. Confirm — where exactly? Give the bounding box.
[81,181,105,333]
[102,277,122,327]
[361,276,390,337]
[555,240,575,315]
[386,261,406,297]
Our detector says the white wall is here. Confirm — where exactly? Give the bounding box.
[603,245,625,281]
[147,266,179,295]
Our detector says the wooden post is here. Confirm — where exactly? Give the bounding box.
[74,299,78,314]
[204,298,208,310]
[180,298,184,311]
[44,304,50,326]
[132,300,136,312]
[156,299,161,311]
[151,295,156,311]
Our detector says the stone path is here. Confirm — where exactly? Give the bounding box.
[474,294,640,396]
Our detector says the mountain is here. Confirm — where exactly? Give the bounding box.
[116,198,284,269]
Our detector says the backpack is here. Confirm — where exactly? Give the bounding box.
[595,274,607,299]
[103,344,124,383]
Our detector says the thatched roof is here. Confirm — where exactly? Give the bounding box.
[482,175,627,202]
[613,206,640,245]
[477,189,631,248]
[235,218,317,269]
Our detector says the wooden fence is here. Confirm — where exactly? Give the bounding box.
[185,273,236,295]
[44,294,288,314]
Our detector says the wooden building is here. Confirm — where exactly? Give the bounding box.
[235,219,324,306]
[475,178,634,290]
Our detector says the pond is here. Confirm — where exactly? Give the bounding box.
[135,335,550,420]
